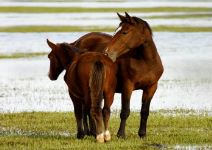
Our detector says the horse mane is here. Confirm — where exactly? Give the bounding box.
[60,43,80,52]
[120,17,153,36]
[60,43,88,54]
[132,17,152,36]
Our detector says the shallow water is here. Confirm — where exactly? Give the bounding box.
[0,32,212,112]
[0,13,212,27]
[1,32,212,57]
[0,1,212,28]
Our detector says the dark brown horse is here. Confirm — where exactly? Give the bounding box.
[106,13,164,138]
[66,13,164,139]
[47,40,117,143]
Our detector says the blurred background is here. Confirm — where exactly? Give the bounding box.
[0,0,212,113]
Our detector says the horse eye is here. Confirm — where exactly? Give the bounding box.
[122,31,127,35]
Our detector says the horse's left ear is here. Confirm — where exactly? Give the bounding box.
[125,12,131,18]
[125,12,137,24]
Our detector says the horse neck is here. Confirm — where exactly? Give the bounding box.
[141,39,159,62]
[58,49,77,70]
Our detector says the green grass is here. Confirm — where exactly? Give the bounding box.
[0,6,212,13]
[0,25,114,33]
[0,110,211,149]
[0,52,47,59]
[0,25,212,33]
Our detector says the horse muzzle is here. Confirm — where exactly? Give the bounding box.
[48,72,58,80]
[106,51,117,62]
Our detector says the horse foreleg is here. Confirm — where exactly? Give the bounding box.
[117,82,133,138]
[138,83,157,138]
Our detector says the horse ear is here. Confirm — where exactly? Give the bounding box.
[117,12,126,22]
[125,12,131,18]
[125,12,137,24]
[47,39,56,49]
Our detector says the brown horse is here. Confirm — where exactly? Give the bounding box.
[106,13,164,138]
[66,13,164,139]
[47,40,117,143]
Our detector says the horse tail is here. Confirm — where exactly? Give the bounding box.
[89,60,104,113]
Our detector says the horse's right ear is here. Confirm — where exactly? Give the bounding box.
[47,39,56,49]
[117,12,126,22]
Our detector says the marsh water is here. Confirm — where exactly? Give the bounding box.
[1,13,212,27]
[1,32,212,113]
[0,0,212,113]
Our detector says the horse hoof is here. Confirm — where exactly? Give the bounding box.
[77,132,85,139]
[138,131,146,138]
[84,130,90,136]
[104,130,111,142]
[90,131,96,137]
[96,133,104,143]
[117,133,125,139]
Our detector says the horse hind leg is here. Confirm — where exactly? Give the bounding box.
[83,106,90,136]
[102,91,115,142]
[88,114,96,136]
[71,97,85,139]
[102,106,111,142]
[90,106,104,143]
[138,83,157,138]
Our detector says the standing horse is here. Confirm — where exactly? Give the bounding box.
[47,40,117,143]
[65,13,163,139]
[105,13,164,138]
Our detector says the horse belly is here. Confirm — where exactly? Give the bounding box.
[66,64,90,101]
[134,71,158,90]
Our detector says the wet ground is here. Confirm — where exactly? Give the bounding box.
[1,32,212,112]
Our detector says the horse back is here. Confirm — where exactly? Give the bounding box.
[77,52,117,92]
[65,52,117,103]
[71,32,112,53]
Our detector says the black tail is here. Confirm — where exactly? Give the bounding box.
[89,60,104,109]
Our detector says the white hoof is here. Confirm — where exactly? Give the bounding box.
[96,133,104,143]
[104,130,111,142]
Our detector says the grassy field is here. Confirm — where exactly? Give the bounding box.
[0,110,211,149]
[0,52,47,59]
[1,6,212,33]
[1,6,212,13]
[0,25,212,33]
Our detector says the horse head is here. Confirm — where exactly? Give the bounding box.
[105,12,153,62]
[47,39,64,80]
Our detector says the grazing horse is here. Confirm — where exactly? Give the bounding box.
[47,40,117,143]
[65,13,163,139]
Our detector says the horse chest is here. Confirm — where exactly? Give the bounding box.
[119,59,158,89]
